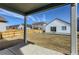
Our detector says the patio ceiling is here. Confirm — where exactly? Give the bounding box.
[0,3,69,15]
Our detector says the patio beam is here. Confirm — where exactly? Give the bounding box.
[71,3,78,55]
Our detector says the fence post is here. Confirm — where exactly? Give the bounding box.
[0,32,3,39]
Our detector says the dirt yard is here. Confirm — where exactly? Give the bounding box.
[27,30,79,55]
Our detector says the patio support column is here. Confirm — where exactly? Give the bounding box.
[24,15,27,44]
[71,3,78,55]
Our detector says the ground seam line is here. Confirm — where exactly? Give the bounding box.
[7,48,16,55]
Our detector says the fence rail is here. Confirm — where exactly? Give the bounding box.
[0,29,42,39]
[2,29,24,39]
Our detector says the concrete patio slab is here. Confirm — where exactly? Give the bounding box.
[20,44,64,55]
[0,49,14,55]
[0,43,64,55]
[8,43,25,55]
[8,44,64,55]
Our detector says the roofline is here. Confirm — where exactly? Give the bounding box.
[32,22,47,25]
[45,18,70,27]
[55,18,70,24]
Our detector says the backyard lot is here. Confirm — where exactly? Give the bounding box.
[27,29,79,55]
[0,29,79,55]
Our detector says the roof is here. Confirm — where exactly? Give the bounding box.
[8,24,32,28]
[0,16,7,23]
[0,3,69,15]
[8,25,19,28]
[32,22,47,25]
[46,18,70,26]
[22,24,32,27]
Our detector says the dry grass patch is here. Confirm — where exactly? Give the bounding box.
[27,31,71,54]
[27,30,79,54]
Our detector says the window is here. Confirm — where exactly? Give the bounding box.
[50,27,56,32]
[62,26,66,30]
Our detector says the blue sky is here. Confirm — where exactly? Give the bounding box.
[0,8,24,26]
[0,4,78,26]
[27,4,71,24]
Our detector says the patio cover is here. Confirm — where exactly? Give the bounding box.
[0,3,69,15]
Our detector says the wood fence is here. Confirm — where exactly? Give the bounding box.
[27,29,42,33]
[0,29,42,39]
[2,29,24,39]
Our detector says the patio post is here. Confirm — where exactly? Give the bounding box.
[71,3,78,55]
[24,15,27,44]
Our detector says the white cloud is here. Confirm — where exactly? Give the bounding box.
[27,16,37,22]
[0,8,24,19]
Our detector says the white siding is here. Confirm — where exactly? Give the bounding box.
[45,19,70,34]
[18,25,24,30]
[18,25,30,30]
[0,22,7,32]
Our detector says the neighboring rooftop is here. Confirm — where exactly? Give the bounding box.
[7,24,32,28]
[0,16,7,23]
[46,18,70,26]
[32,22,47,25]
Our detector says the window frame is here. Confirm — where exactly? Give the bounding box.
[62,26,67,30]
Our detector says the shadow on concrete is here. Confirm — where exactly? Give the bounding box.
[0,38,35,55]
[0,39,24,50]
[8,41,35,55]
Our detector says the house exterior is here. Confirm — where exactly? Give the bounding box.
[32,22,47,30]
[18,24,32,30]
[7,24,32,30]
[17,24,24,30]
[45,18,70,34]
[7,25,19,29]
[0,16,7,32]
